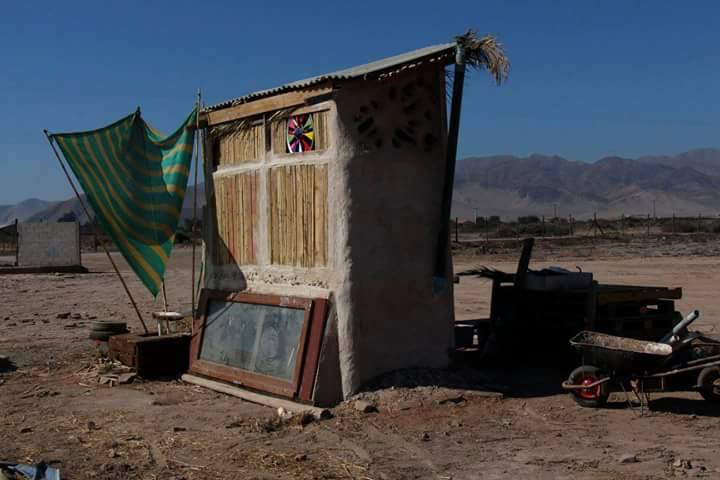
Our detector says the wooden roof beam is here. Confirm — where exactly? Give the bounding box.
[200,84,333,127]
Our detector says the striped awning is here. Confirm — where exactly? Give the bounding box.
[51,109,197,296]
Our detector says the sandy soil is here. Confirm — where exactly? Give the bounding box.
[2,240,720,479]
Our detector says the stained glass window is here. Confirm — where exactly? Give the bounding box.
[286,114,315,153]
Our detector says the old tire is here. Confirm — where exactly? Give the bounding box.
[90,321,127,333]
[568,365,609,408]
[698,367,720,402]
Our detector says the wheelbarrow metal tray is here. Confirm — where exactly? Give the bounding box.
[570,331,673,373]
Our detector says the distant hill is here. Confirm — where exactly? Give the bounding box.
[0,198,53,226]
[6,148,720,224]
[453,149,720,220]
[5,184,206,225]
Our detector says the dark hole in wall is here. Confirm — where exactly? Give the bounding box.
[403,103,417,115]
[423,133,438,152]
[357,118,375,134]
[394,128,416,145]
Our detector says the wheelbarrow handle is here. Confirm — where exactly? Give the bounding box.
[661,310,700,344]
[562,377,611,390]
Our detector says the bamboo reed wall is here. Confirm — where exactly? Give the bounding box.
[217,124,264,166]
[268,164,328,267]
[214,172,258,265]
[272,110,329,154]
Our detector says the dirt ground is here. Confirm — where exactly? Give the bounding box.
[3,238,720,479]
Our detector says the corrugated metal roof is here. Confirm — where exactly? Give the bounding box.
[205,42,457,112]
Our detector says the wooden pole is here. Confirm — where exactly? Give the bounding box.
[191,89,202,317]
[161,281,169,312]
[434,44,466,278]
[43,130,149,334]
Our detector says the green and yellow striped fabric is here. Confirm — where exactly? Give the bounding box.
[51,108,197,296]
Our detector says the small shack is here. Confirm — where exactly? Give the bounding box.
[191,34,507,405]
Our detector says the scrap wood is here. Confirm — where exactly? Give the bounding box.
[458,266,510,278]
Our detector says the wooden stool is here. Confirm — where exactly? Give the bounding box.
[152,311,185,336]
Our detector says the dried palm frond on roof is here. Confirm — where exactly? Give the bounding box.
[456,29,510,85]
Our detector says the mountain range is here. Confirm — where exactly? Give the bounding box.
[0,184,205,227]
[3,148,720,224]
[453,148,720,220]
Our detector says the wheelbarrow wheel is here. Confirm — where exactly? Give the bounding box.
[698,367,720,402]
[568,365,609,408]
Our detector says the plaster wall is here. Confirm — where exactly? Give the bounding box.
[17,222,81,267]
[331,66,455,396]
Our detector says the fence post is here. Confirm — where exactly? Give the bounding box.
[593,212,597,238]
[14,218,19,267]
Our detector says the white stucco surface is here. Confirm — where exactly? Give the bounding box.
[17,222,81,267]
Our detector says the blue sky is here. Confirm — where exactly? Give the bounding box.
[1,1,719,204]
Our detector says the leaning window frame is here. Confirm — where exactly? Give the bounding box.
[190,289,328,401]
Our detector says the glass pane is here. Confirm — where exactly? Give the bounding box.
[199,300,305,382]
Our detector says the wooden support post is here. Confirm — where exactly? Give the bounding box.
[44,130,149,335]
[191,90,202,318]
[434,44,466,279]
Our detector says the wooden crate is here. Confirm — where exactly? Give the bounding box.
[109,333,191,378]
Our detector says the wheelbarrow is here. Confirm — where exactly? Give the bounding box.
[562,310,720,407]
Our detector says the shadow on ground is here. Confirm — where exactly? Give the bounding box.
[649,397,720,417]
[362,363,569,399]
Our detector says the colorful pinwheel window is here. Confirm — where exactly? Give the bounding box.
[286,114,315,153]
